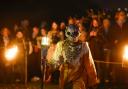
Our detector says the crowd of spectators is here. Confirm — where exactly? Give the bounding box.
[0,8,128,85]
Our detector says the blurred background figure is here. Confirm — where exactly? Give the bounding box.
[37,27,48,48]
[68,17,75,25]
[111,10,128,60]
[59,22,66,41]
[98,18,112,84]
[48,22,60,42]
[0,27,13,48]
[78,23,87,42]
[40,28,47,37]
[29,26,41,81]
[87,18,103,83]
[13,29,33,83]
[88,18,103,60]
[20,19,31,39]
[110,10,128,84]
[0,27,13,83]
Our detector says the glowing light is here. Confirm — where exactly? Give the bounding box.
[5,46,18,61]
[41,37,49,46]
[117,8,121,11]
[123,46,128,60]
[124,8,128,11]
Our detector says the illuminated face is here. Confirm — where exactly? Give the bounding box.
[103,19,110,28]
[33,27,39,35]
[78,24,85,32]
[52,22,58,30]
[68,18,75,25]
[41,28,47,36]
[16,32,23,39]
[66,25,79,42]
[2,28,10,37]
[118,11,126,21]
[60,22,66,30]
[92,20,99,27]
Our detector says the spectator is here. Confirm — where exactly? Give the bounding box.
[29,26,41,81]
[41,28,47,37]
[87,18,103,83]
[111,10,128,60]
[37,27,48,49]
[59,22,66,40]
[68,17,75,25]
[78,23,87,42]
[98,18,112,83]
[48,22,60,42]
[13,29,33,83]
[20,19,31,39]
[110,10,128,84]
[0,27,13,48]
[0,27,13,83]
[88,18,103,59]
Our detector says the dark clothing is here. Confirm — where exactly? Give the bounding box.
[88,27,107,83]
[88,27,104,60]
[13,38,29,83]
[28,50,41,79]
[98,27,112,50]
[19,26,31,40]
[110,21,128,61]
[28,36,41,80]
[60,29,66,40]
[0,35,13,83]
[110,21,128,84]
[97,27,112,82]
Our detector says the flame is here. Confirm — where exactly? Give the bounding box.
[5,46,18,61]
[123,46,128,60]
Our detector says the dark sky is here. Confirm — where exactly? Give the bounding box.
[0,0,127,27]
[0,0,88,27]
[92,0,128,8]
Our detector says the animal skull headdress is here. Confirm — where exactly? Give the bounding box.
[65,24,79,42]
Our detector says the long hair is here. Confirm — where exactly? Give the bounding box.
[89,18,101,32]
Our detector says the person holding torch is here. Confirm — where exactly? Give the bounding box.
[12,29,33,84]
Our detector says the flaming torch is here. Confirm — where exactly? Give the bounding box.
[122,45,128,67]
[5,46,18,61]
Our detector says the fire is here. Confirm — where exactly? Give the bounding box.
[5,46,18,61]
[123,46,128,60]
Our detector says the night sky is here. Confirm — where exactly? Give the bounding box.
[0,0,127,27]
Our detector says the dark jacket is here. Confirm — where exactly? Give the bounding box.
[110,21,128,60]
[98,26,112,49]
[87,27,104,60]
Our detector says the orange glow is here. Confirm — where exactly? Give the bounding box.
[123,46,128,60]
[5,46,18,61]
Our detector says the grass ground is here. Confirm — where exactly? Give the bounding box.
[0,82,58,89]
[0,82,128,89]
